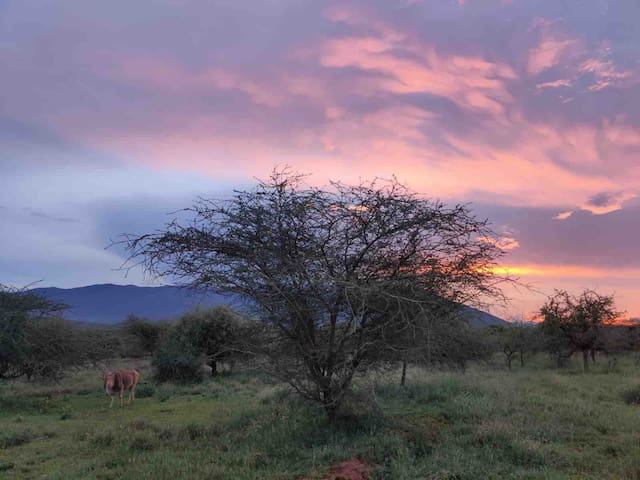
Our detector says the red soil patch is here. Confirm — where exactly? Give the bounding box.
[321,458,371,480]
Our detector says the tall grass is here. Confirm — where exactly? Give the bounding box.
[2,355,640,479]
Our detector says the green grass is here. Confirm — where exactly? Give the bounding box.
[2,355,640,479]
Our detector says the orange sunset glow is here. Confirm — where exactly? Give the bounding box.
[1,0,639,319]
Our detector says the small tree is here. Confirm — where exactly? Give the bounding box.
[487,321,538,370]
[0,285,66,379]
[178,306,246,375]
[123,315,168,355]
[123,171,509,420]
[596,325,628,372]
[539,290,621,371]
[384,299,490,385]
[21,317,82,381]
[152,330,203,383]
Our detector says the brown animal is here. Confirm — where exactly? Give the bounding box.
[102,369,140,408]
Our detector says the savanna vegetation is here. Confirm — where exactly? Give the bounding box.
[3,355,640,479]
[3,172,640,479]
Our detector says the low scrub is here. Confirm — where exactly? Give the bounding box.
[621,385,640,405]
[134,383,156,398]
[152,335,203,383]
[0,428,36,448]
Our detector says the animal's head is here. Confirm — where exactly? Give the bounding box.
[102,371,116,390]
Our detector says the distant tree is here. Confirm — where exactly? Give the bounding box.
[176,306,246,376]
[76,326,124,364]
[626,325,640,365]
[383,298,491,385]
[596,325,629,372]
[0,285,66,379]
[122,170,509,420]
[422,315,492,371]
[20,317,82,380]
[487,321,539,370]
[123,315,168,355]
[539,290,621,371]
[152,329,203,383]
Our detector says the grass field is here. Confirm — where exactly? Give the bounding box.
[2,356,640,480]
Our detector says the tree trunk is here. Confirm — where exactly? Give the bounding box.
[322,388,342,423]
[210,360,218,376]
[426,324,432,365]
[590,349,596,363]
[582,350,589,372]
[607,355,617,372]
[400,358,407,387]
[555,352,563,369]
[504,347,513,370]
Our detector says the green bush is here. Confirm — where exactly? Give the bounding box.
[0,428,35,448]
[622,385,640,405]
[128,434,157,451]
[152,334,202,383]
[91,432,115,448]
[134,383,156,398]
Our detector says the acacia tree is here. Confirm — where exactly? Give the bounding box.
[539,289,621,371]
[0,285,66,379]
[123,315,168,356]
[122,171,508,420]
[488,321,538,370]
[382,297,489,385]
[177,306,245,376]
[596,325,629,372]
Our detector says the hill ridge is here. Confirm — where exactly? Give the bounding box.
[31,284,508,327]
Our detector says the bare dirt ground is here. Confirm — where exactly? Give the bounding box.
[320,458,371,480]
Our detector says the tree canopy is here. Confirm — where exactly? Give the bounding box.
[539,289,621,371]
[123,170,509,418]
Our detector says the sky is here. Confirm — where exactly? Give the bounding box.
[1,0,639,319]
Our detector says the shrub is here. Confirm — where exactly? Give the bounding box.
[91,432,115,448]
[122,315,168,356]
[622,385,640,405]
[59,408,73,420]
[128,434,157,451]
[176,306,247,376]
[154,384,175,402]
[0,428,35,448]
[152,333,202,383]
[333,388,384,428]
[134,383,156,398]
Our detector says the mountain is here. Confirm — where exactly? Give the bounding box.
[31,284,509,327]
[461,305,509,328]
[31,284,233,324]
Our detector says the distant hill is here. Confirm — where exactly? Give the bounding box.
[461,305,509,328]
[31,284,233,324]
[31,284,509,327]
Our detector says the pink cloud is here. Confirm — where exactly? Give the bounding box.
[528,36,579,75]
[579,56,634,92]
[581,191,637,215]
[319,35,516,115]
[554,211,574,220]
[536,79,573,89]
[3,1,639,218]
[480,235,520,251]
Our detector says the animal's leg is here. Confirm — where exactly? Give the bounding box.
[109,396,114,409]
[119,389,124,408]
[127,389,133,405]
